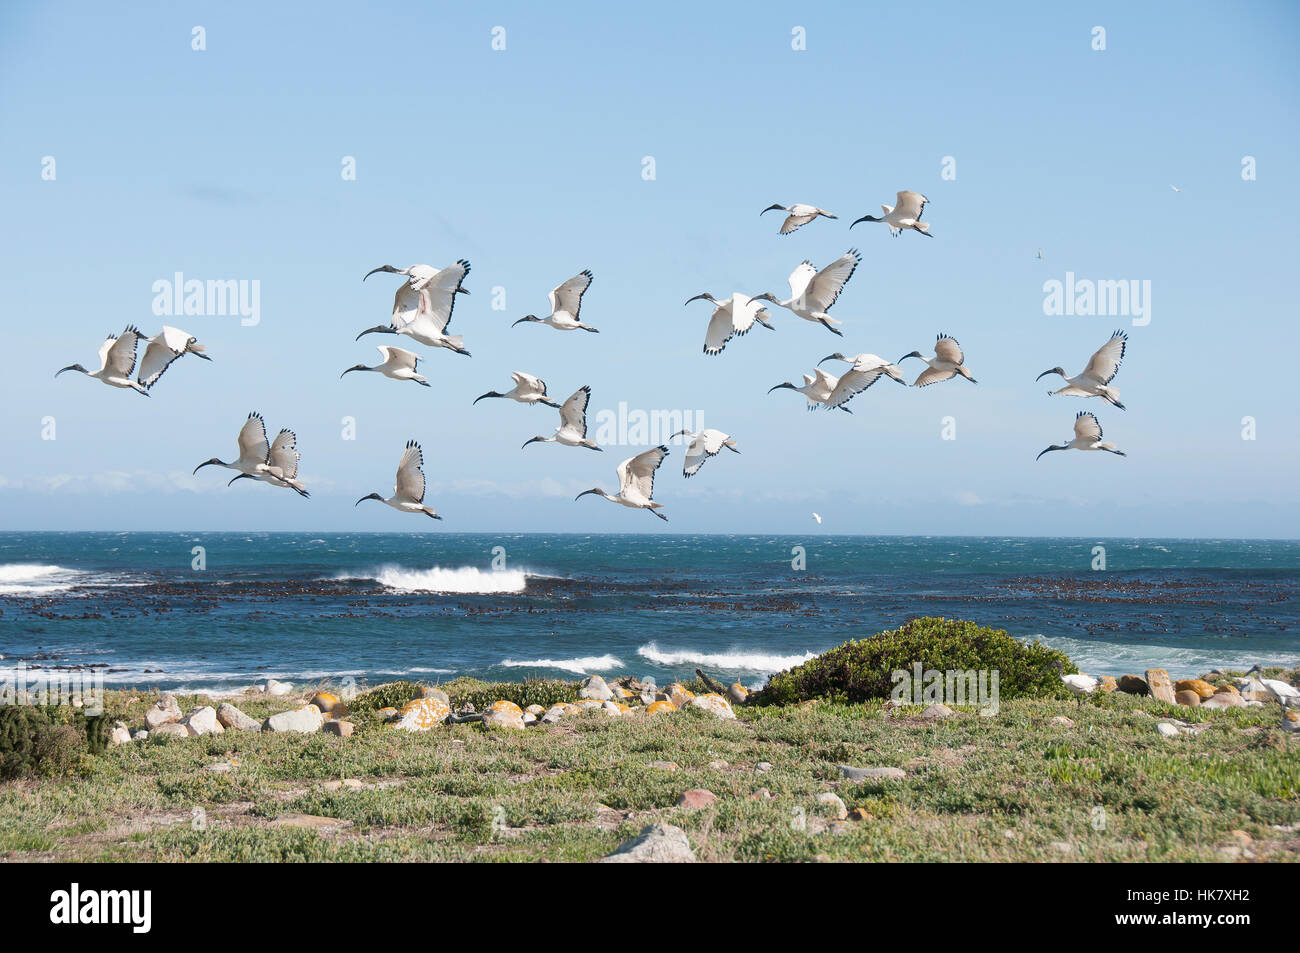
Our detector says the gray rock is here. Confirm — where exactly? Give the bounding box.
[420,687,450,704]
[599,823,696,863]
[152,723,192,738]
[677,788,717,810]
[649,760,679,771]
[579,675,613,701]
[144,695,182,730]
[1156,721,1180,738]
[754,761,773,774]
[263,678,293,697]
[132,730,148,741]
[816,792,848,819]
[109,725,132,746]
[216,702,261,731]
[1145,668,1176,705]
[182,706,223,736]
[839,764,907,782]
[263,704,324,734]
[482,708,525,730]
[922,704,954,720]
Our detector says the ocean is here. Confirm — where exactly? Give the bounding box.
[0,532,1296,693]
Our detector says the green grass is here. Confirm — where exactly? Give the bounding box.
[0,682,1296,862]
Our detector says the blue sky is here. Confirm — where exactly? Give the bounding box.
[1,1,1297,536]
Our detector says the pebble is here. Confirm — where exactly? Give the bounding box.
[839,765,906,782]
[815,792,848,820]
[1050,716,1076,727]
[921,704,954,720]
[677,788,718,810]
[707,760,729,770]
[754,761,773,773]
[649,761,679,771]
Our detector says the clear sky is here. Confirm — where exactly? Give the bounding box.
[1,1,1297,536]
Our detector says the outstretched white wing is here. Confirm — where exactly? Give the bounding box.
[703,304,735,355]
[894,190,929,221]
[1073,411,1103,443]
[730,294,766,334]
[683,429,730,477]
[805,250,861,312]
[786,261,817,300]
[236,413,271,469]
[394,440,427,504]
[825,364,886,408]
[265,429,301,481]
[913,366,957,387]
[559,385,592,438]
[933,335,965,365]
[549,270,593,319]
[377,345,420,371]
[103,327,142,378]
[618,445,668,503]
[1083,330,1126,385]
[400,260,470,338]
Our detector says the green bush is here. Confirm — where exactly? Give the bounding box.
[348,681,423,715]
[0,706,93,779]
[443,677,579,712]
[750,617,1075,706]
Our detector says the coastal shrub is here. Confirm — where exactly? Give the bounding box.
[749,617,1075,707]
[348,681,423,715]
[0,707,85,779]
[443,677,579,712]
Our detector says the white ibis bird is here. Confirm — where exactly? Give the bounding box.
[341,345,429,387]
[513,270,598,332]
[684,292,774,355]
[576,445,669,521]
[357,259,471,356]
[137,326,212,390]
[817,353,907,409]
[194,413,308,496]
[768,368,852,412]
[474,371,560,407]
[1036,330,1127,410]
[56,326,149,396]
[229,428,310,497]
[760,203,837,235]
[522,385,601,450]
[812,512,823,524]
[850,190,932,237]
[355,440,441,520]
[748,249,862,336]
[898,334,978,386]
[1036,411,1127,460]
[670,429,739,478]
[1061,672,1099,709]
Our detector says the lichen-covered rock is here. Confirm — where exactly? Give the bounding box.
[645,700,677,715]
[378,707,399,722]
[922,704,954,720]
[1145,669,1176,704]
[525,704,545,716]
[727,682,749,705]
[574,699,605,711]
[264,704,324,734]
[579,675,613,701]
[310,692,344,714]
[393,697,450,731]
[489,700,524,718]
[816,792,847,819]
[677,788,717,810]
[664,683,695,708]
[1175,679,1215,699]
[602,700,630,717]
[688,693,735,720]
[483,707,525,730]
[540,705,566,724]
[1097,676,1119,693]
[420,687,450,704]
[1118,674,1149,695]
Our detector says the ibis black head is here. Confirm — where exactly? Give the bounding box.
[55,364,86,378]
[1035,367,1066,381]
[355,492,383,506]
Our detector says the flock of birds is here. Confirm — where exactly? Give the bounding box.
[55,190,1133,523]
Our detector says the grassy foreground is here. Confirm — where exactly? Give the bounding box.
[2,680,1298,862]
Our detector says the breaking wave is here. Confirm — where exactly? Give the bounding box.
[499,654,624,675]
[636,643,816,674]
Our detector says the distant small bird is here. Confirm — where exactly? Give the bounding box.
[474,371,560,407]
[850,190,932,237]
[1036,411,1127,460]
[138,326,212,390]
[513,271,599,332]
[576,445,670,521]
[56,326,149,396]
[898,334,978,386]
[358,259,472,356]
[356,440,441,520]
[670,428,740,478]
[812,512,822,524]
[760,203,837,235]
[1037,330,1127,409]
[1170,185,1181,193]
[522,386,600,451]
[749,249,862,336]
[684,292,774,355]
[341,345,430,387]
[1036,248,1044,262]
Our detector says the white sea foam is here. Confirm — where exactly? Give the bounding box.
[636,643,816,674]
[1028,634,1300,680]
[0,563,85,595]
[499,655,623,675]
[338,565,529,594]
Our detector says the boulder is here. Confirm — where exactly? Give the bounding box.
[687,693,735,720]
[1283,710,1300,734]
[483,708,525,730]
[216,702,261,731]
[420,687,450,704]
[816,792,848,820]
[1050,716,1076,728]
[578,675,613,701]
[132,730,148,741]
[540,705,566,724]
[144,695,182,730]
[1145,669,1176,704]
[182,706,223,736]
[109,724,132,746]
[489,700,524,717]
[599,823,696,863]
[1175,679,1216,699]
[392,697,450,731]
[1175,690,1201,707]
[645,700,677,715]
[263,678,293,697]
[707,759,729,770]
[1096,675,1119,693]
[1156,722,1181,738]
[664,683,695,708]
[839,765,906,782]
[1118,674,1149,695]
[264,704,324,734]
[677,788,718,810]
[1201,693,1243,710]
[727,682,749,705]
[152,723,192,738]
[601,700,630,717]
[377,707,399,722]
[1215,684,1240,695]
[310,692,344,715]
[522,713,537,725]
[524,704,545,716]
[323,720,354,738]
[922,704,954,720]
[754,761,773,773]
[848,807,872,822]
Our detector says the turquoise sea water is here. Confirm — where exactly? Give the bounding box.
[0,533,1296,691]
